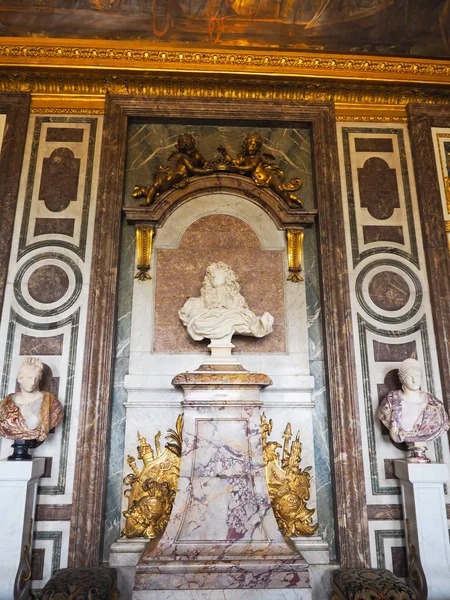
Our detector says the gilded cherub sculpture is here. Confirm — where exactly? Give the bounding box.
[378,358,450,463]
[0,358,63,459]
[132,133,213,206]
[122,416,183,539]
[217,133,303,206]
[261,413,318,537]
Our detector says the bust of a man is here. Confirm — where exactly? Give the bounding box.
[179,261,274,345]
[378,358,450,463]
[0,357,63,442]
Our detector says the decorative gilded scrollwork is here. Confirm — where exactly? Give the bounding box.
[19,518,33,590]
[135,225,154,281]
[121,415,183,539]
[261,413,318,537]
[406,518,423,591]
[286,229,304,282]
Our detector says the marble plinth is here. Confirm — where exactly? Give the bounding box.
[0,457,45,600]
[133,364,310,596]
[395,460,450,600]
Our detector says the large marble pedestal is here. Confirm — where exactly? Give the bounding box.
[0,457,45,600]
[394,460,450,600]
[133,364,310,599]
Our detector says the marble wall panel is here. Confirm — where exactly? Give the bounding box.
[337,123,450,567]
[0,114,103,591]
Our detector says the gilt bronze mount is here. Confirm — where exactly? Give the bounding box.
[261,413,318,537]
[122,415,183,540]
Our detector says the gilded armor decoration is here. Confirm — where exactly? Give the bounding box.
[261,412,318,537]
[121,415,183,539]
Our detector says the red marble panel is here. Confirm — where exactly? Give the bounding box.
[38,147,80,212]
[358,157,400,220]
[355,138,394,153]
[391,546,408,578]
[34,217,75,237]
[19,334,64,356]
[46,127,84,143]
[373,341,416,363]
[27,264,69,304]
[31,548,45,581]
[362,225,404,245]
[153,214,286,354]
[368,271,410,311]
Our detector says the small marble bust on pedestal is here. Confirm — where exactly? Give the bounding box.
[378,358,450,463]
[0,357,63,460]
[179,261,274,362]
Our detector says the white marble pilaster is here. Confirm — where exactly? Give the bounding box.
[0,457,45,600]
[395,460,450,600]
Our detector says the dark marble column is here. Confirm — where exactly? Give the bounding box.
[407,103,450,428]
[0,93,31,317]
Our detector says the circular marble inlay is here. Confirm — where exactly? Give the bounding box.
[368,271,410,311]
[27,264,70,304]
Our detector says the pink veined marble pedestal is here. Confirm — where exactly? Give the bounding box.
[132,363,310,599]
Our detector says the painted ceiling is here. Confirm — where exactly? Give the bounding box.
[0,0,448,58]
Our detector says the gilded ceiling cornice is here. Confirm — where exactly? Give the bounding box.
[0,38,449,86]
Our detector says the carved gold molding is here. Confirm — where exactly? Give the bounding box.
[2,71,448,116]
[1,38,450,86]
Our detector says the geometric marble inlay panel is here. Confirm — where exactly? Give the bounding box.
[39,148,80,213]
[368,271,410,311]
[358,157,400,220]
[27,264,69,304]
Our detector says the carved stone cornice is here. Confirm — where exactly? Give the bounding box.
[0,38,449,86]
[1,70,450,113]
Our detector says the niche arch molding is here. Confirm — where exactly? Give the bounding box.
[69,95,370,569]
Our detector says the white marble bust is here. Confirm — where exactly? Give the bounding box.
[179,262,274,347]
[378,358,450,463]
[0,357,63,442]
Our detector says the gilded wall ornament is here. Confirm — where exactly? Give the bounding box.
[132,133,213,206]
[286,229,304,282]
[217,134,303,206]
[261,413,318,537]
[121,415,183,539]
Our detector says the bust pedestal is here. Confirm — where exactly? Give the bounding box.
[394,460,450,600]
[133,363,310,599]
[0,457,45,600]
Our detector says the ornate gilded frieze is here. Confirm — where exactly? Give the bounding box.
[1,40,450,86]
[1,72,450,112]
[261,413,318,537]
[122,415,183,540]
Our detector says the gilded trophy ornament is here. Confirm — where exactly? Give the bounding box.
[261,413,318,537]
[121,415,183,539]
[217,134,303,206]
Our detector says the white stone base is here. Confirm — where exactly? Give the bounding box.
[0,458,45,600]
[395,460,450,600]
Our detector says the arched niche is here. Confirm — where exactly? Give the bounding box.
[71,96,368,570]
